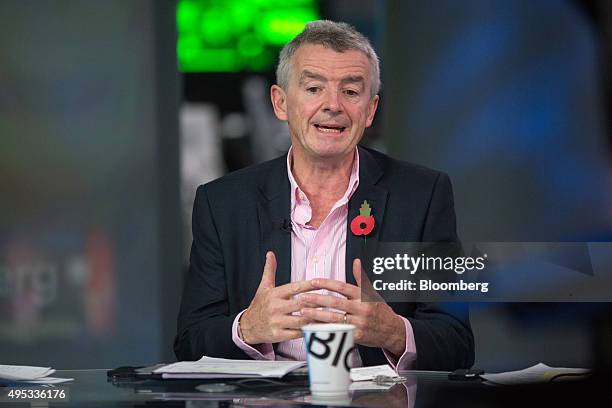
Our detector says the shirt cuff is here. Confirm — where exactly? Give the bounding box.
[382,315,417,371]
[232,309,275,360]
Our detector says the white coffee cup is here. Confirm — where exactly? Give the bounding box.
[302,323,356,397]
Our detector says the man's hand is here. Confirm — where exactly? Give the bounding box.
[239,251,315,345]
[300,259,407,357]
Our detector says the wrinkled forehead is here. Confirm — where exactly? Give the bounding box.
[290,44,373,84]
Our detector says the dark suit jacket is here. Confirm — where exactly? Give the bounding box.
[175,146,475,370]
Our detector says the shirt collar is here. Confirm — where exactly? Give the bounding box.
[286,146,360,211]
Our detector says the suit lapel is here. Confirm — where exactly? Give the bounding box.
[257,156,292,287]
[347,147,390,367]
[345,147,388,286]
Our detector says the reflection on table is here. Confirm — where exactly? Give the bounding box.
[1,368,605,407]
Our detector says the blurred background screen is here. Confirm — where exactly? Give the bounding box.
[177,0,320,72]
[0,0,180,368]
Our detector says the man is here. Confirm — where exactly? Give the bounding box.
[175,20,474,370]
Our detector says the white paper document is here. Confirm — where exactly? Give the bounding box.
[481,363,590,385]
[350,364,398,382]
[348,381,394,391]
[0,365,55,381]
[25,377,75,384]
[154,356,306,379]
[0,365,73,383]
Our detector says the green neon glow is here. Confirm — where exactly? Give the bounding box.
[177,0,320,72]
[177,1,200,33]
[180,49,241,72]
[258,9,319,45]
[229,2,254,32]
[200,8,232,45]
[237,34,264,58]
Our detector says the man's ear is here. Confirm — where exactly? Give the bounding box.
[270,85,288,121]
[365,94,379,128]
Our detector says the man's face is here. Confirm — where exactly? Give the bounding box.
[271,44,379,162]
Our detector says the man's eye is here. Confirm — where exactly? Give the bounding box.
[344,89,359,96]
[306,87,320,93]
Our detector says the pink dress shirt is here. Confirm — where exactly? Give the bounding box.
[231,147,416,370]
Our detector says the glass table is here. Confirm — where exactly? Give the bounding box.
[0,368,604,407]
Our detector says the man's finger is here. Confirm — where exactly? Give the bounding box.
[273,298,318,315]
[259,251,277,289]
[300,308,346,324]
[280,315,315,330]
[276,329,304,342]
[275,279,315,299]
[310,278,360,299]
[352,258,362,287]
[353,258,382,302]
[300,293,357,314]
[352,257,377,290]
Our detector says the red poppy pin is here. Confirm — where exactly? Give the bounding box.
[351,200,375,238]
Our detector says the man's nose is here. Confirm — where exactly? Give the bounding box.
[322,90,342,113]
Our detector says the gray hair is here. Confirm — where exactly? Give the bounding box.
[276,20,380,97]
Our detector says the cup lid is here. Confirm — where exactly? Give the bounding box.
[301,323,355,332]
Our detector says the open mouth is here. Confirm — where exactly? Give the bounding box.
[314,124,347,134]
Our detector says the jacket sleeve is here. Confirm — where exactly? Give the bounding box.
[174,184,250,361]
[410,172,475,370]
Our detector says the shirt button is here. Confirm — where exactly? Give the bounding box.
[299,193,306,200]
[312,256,319,264]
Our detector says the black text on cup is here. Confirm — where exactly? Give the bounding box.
[307,332,356,371]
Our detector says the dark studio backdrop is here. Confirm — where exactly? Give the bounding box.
[0,0,182,367]
[0,0,610,371]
